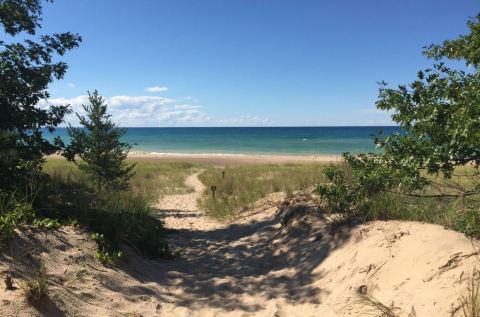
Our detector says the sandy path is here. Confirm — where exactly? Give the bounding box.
[153,170,221,231]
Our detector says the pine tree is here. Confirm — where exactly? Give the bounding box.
[64,90,135,191]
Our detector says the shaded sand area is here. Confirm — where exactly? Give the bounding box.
[1,171,480,316]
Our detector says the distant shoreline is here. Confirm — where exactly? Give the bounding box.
[48,152,342,166]
[127,151,342,165]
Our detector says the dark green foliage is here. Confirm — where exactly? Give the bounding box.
[64,91,136,191]
[0,0,48,35]
[37,176,171,259]
[0,0,81,190]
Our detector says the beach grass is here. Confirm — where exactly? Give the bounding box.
[44,157,200,202]
[198,163,326,219]
[346,165,480,239]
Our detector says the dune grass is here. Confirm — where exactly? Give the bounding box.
[39,157,194,260]
[44,158,199,202]
[198,163,326,219]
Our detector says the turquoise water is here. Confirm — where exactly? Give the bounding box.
[47,126,400,155]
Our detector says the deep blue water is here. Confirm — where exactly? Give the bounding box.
[45,126,401,155]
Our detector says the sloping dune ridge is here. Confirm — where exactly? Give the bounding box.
[1,172,479,316]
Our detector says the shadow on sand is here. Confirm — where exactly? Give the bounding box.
[110,204,359,314]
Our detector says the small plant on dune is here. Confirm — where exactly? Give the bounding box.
[91,232,123,266]
[32,218,61,230]
[20,264,49,303]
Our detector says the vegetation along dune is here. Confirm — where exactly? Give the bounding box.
[2,1,480,316]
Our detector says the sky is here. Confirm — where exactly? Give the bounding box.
[34,0,480,127]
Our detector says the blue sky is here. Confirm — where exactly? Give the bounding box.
[37,0,479,126]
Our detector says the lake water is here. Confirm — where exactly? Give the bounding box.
[47,126,400,155]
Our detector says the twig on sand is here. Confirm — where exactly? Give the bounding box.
[424,251,479,282]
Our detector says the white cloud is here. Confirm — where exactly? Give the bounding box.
[66,83,75,88]
[145,86,168,93]
[37,94,271,127]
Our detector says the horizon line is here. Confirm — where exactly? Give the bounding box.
[56,125,400,129]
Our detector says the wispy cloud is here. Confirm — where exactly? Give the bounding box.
[145,86,168,93]
[38,94,271,127]
[66,83,75,88]
[214,115,272,126]
[360,107,394,125]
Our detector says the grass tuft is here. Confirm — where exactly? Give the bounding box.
[20,264,49,303]
[461,269,480,317]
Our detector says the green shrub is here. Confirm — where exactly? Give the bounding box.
[314,165,359,213]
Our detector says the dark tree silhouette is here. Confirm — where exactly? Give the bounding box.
[0,0,81,190]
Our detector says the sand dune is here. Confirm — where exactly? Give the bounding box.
[1,172,478,316]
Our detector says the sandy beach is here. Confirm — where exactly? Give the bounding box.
[2,170,478,316]
[127,151,343,166]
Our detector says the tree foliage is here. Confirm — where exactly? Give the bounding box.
[374,14,480,184]
[316,14,480,211]
[64,90,136,191]
[0,0,81,190]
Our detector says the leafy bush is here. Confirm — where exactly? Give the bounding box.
[314,154,408,214]
[314,165,359,213]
